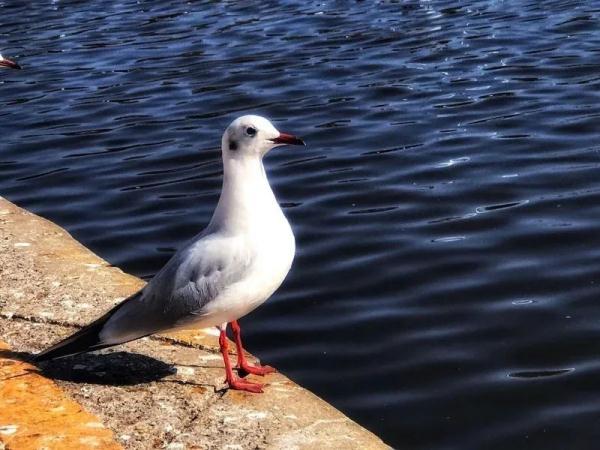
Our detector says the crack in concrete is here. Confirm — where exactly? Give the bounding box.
[157,378,219,391]
[0,311,80,329]
[0,311,221,355]
[156,335,221,354]
[0,371,32,382]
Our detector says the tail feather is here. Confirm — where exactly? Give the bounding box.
[34,292,142,362]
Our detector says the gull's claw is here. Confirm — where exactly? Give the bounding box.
[238,362,276,376]
[228,378,264,393]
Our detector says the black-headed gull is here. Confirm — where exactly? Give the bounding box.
[35,115,305,393]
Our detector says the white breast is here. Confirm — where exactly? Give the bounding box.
[196,207,295,327]
[179,153,296,328]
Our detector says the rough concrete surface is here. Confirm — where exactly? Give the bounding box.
[0,341,121,450]
[0,197,389,450]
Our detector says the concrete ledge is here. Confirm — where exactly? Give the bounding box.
[0,197,389,449]
[0,341,122,450]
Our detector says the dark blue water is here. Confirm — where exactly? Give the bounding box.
[2,1,600,448]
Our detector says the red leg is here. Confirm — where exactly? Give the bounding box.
[231,320,276,376]
[218,325,263,393]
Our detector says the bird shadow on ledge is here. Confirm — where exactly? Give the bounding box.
[0,349,176,386]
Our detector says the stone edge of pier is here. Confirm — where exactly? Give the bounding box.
[0,196,389,450]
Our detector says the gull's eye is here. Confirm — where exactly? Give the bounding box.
[245,126,257,137]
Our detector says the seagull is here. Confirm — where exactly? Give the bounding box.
[0,53,21,69]
[35,115,305,393]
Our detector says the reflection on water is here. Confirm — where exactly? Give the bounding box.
[2,1,600,448]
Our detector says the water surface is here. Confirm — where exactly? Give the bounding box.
[2,1,600,448]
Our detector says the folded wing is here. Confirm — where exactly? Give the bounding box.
[35,233,250,361]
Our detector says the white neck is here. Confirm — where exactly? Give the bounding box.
[209,155,281,233]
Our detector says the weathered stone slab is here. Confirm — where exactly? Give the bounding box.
[0,196,389,449]
[0,341,122,450]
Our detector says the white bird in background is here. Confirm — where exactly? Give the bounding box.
[0,53,21,69]
[35,115,306,393]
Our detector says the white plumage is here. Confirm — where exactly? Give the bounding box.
[36,115,305,393]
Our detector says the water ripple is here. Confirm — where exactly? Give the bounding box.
[2,1,600,448]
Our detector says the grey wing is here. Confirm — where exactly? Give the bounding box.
[159,269,224,324]
[99,234,250,345]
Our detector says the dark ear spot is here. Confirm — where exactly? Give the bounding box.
[229,139,238,151]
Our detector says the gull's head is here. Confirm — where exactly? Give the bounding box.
[222,115,305,160]
[0,54,21,70]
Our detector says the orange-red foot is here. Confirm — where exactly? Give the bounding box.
[228,377,264,393]
[239,362,277,376]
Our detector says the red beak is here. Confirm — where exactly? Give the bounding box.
[0,57,21,70]
[270,132,305,146]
